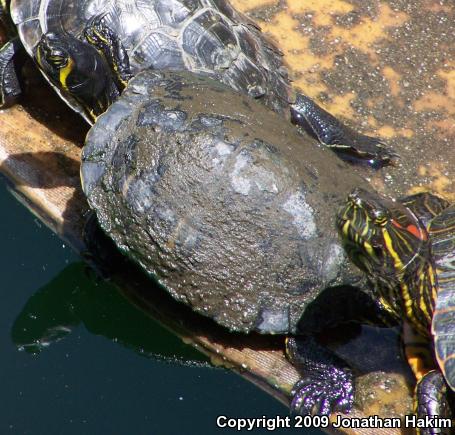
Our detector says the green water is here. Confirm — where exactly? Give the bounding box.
[0,181,322,435]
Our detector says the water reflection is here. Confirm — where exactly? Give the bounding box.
[12,262,210,366]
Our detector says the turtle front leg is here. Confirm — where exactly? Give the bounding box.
[415,370,453,435]
[290,94,395,169]
[286,335,354,416]
[83,14,133,91]
[286,285,398,416]
[0,38,23,107]
[403,323,453,434]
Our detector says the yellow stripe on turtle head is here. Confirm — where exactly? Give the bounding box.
[363,240,374,257]
[59,57,75,91]
[341,220,350,238]
[382,227,405,271]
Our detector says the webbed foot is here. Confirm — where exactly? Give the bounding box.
[290,93,396,169]
[415,370,452,435]
[286,336,354,416]
[291,368,354,415]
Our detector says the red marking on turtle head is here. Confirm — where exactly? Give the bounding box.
[391,219,427,241]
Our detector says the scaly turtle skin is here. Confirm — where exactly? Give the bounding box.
[0,0,392,167]
[337,188,455,433]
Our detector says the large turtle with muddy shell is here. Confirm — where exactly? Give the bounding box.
[81,68,383,416]
[338,188,455,433]
[0,0,402,418]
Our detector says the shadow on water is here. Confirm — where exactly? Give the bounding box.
[11,262,210,366]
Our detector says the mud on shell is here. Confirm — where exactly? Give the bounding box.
[81,70,367,334]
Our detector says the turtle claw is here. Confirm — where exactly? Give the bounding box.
[290,368,354,416]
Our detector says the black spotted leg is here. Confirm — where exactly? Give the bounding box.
[83,14,132,91]
[290,93,395,169]
[286,335,354,416]
[415,371,453,435]
[403,323,453,435]
[286,285,399,416]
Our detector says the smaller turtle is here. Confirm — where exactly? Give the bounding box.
[0,0,393,168]
[337,188,454,433]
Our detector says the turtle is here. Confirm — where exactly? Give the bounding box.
[0,0,393,168]
[79,67,399,417]
[337,187,455,432]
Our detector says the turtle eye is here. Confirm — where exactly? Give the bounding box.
[373,209,388,226]
[37,40,69,69]
[47,51,68,68]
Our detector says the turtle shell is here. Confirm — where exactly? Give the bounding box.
[428,205,455,391]
[11,0,290,119]
[81,69,366,334]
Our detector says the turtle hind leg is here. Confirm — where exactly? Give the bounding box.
[290,93,395,169]
[0,38,23,107]
[415,370,453,435]
[83,14,133,91]
[286,335,354,416]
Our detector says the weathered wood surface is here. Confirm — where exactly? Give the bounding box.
[0,1,453,434]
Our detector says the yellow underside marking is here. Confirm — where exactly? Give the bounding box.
[404,323,434,381]
[407,356,431,381]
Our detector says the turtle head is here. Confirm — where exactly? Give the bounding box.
[337,188,429,280]
[35,32,120,123]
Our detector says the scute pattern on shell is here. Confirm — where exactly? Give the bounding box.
[11,0,291,115]
[428,204,455,391]
[81,70,366,334]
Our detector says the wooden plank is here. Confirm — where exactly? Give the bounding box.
[1,0,453,433]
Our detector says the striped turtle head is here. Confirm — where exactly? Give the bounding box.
[337,188,429,280]
[35,32,121,122]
